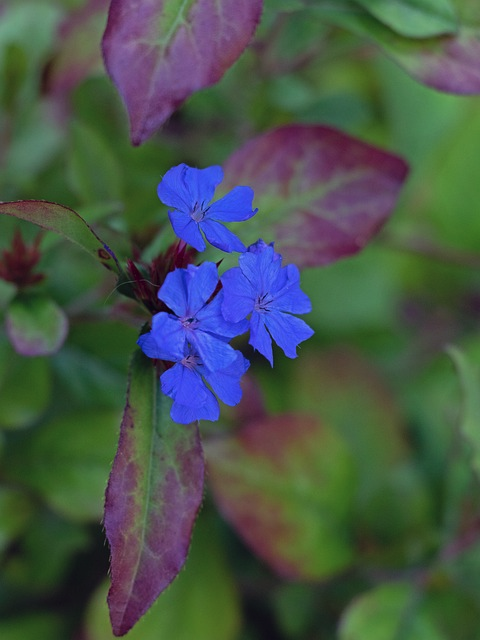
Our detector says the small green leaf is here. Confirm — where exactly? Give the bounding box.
[447,345,480,478]
[339,583,446,640]
[353,0,458,38]
[6,293,68,357]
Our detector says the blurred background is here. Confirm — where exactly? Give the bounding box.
[1,1,480,638]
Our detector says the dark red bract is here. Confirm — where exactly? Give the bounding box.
[0,230,44,289]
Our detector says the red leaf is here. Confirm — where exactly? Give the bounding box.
[393,29,480,94]
[223,125,409,268]
[102,0,263,145]
[104,351,205,636]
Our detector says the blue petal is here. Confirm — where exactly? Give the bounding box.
[157,164,223,212]
[137,332,166,359]
[201,219,246,253]
[191,329,237,371]
[183,165,223,208]
[204,352,250,405]
[249,311,273,366]
[271,264,312,314]
[185,262,219,315]
[170,388,220,423]
[264,311,314,359]
[221,267,256,323]
[238,246,282,293]
[158,268,189,316]
[206,186,257,222]
[197,290,249,338]
[168,210,206,252]
[157,164,193,212]
[149,313,186,359]
[161,364,207,407]
[247,239,281,260]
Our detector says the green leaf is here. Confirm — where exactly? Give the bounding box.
[0,200,124,275]
[104,350,205,636]
[86,514,240,640]
[4,510,90,594]
[0,488,34,555]
[6,293,68,357]
[353,0,458,38]
[0,348,51,429]
[0,614,66,640]
[3,409,120,521]
[67,120,123,206]
[339,583,447,640]
[206,413,356,580]
[447,345,480,478]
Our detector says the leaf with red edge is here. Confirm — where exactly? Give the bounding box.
[0,200,123,275]
[205,413,356,580]
[104,350,204,637]
[315,1,480,95]
[101,0,263,145]
[222,125,408,268]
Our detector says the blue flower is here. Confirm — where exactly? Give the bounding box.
[137,261,248,372]
[221,239,314,365]
[157,163,257,253]
[160,345,249,424]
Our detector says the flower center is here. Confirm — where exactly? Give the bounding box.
[191,202,206,222]
[254,293,272,313]
[181,353,202,370]
[181,316,198,329]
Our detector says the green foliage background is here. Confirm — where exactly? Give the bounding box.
[2,0,480,638]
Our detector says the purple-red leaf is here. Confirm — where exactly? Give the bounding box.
[222,125,408,268]
[205,413,355,580]
[101,0,263,145]
[0,200,123,275]
[104,350,204,636]
[387,27,480,94]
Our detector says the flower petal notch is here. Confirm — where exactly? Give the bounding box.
[102,0,263,145]
[158,164,257,253]
[222,125,409,268]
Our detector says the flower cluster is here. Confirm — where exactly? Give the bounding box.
[138,164,313,423]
